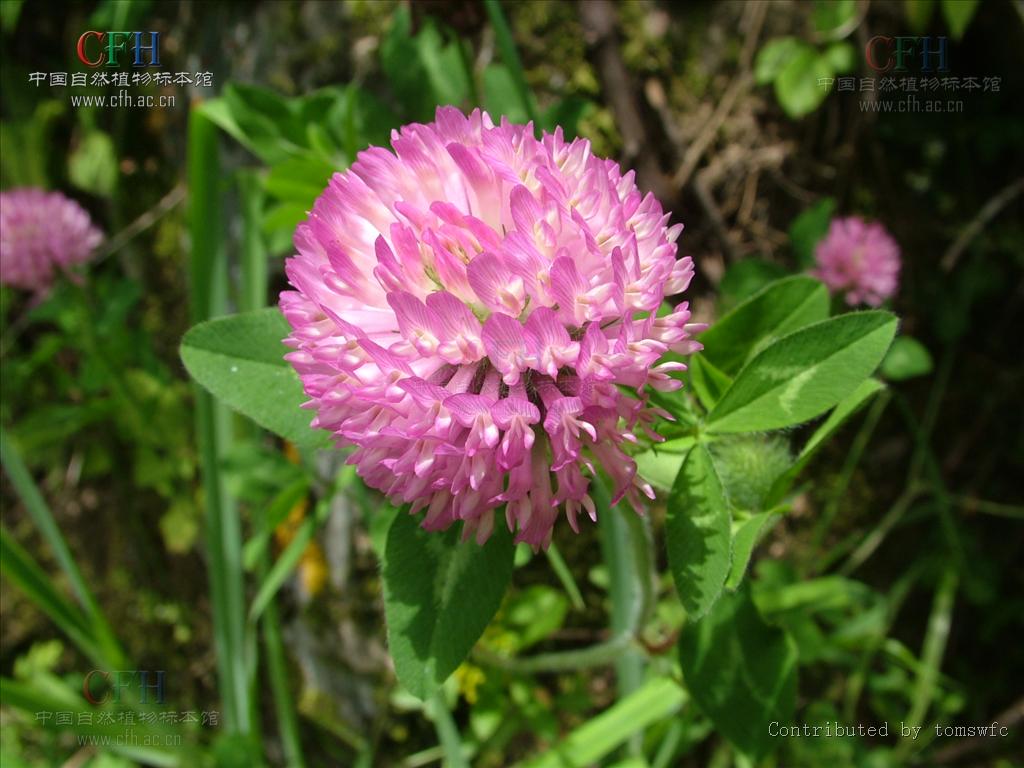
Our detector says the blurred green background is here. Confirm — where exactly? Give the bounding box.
[1,1,1022,766]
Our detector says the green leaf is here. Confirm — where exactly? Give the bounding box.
[69,130,118,197]
[707,311,897,433]
[789,197,837,268]
[710,435,792,512]
[483,64,530,124]
[517,678,687,768]
[941,0,979,39]
[381,6,470,122]
[264,156,335,206]
[678,585,798,760]
[204,85,299,165]
[755,574,871,616]
[382,511,514,700]
[687,353,733,411]
[824,41,858,73]
[905,0,936,33]
[880,335,934,381]
[717,258,788,312]
[667,446,732,620]
[180,309,328,450]
[502,585,569,651]
[541,96,591,138]
[700,276,830,376]
[765,378,885,507]
[1,677,183,767]
[755,37,802,85]
[262,202,309,239]
[775,44,832,118]
[798,378,886,462]
[726,512,775,591]
[813,0,857,36]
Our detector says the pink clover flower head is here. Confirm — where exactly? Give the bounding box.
[280,107,702,548]
[0,188,103,294]
[812,215,900,307]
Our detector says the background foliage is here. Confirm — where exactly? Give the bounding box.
[1,1,1022,767]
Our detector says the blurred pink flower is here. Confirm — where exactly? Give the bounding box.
[280,108,701,547]
[0,188,103,294]
[812,216,900,307]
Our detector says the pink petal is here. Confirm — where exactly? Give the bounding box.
[427,291,486,364]
[482,312,529,385]
[387,291,442,356]
[467,251,527,316]
[524,307,579,378]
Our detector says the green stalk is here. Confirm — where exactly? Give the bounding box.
[896,565,958,760]
[237,166,269,744]
[811,392,889,555]
[426,691,468,768]
[256,505,305,768]
[0,429,124,668]
[236,171,305,762]
[651,720,684,768]
[594,476,652,757]
[483,0,540,125]
[473,632,635,673]
[544,542,585,611]
[187,106,249,735]
[238,170,267,315]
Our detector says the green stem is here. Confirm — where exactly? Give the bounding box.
[426,690,468,768]
[838,485,922,575]
[256,498,305,768]
[238,170,267,315]
[473,632,636,673]
[594,476,652,757]
[544,542,586,611]
[811,392,889,555]
[188,106,249,735]
[651,720,684,768]
[896,565,958,760]
[949,495,1024,520]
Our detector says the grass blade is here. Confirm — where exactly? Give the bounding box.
[0,429,124,667]
[188,105,250,735]
[248,496,329,624]
[517,678,687,768]
[0,525,104,665]
[254,490,307,767]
